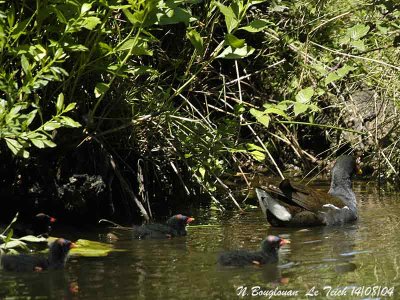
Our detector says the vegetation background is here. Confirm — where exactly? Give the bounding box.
[0,0,399,224]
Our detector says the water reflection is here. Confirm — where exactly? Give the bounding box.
[0,182,399,299]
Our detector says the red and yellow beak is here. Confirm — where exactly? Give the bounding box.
[280,238,290,246]
[186,217,195,224]
[69,243,78,249]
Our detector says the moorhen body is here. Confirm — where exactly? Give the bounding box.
[256,155,361,227]
[218,235,289,267]
[12,213,56,237]
[133,214,194,239]
[0,238,76,272]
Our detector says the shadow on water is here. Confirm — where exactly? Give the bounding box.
[0,181,400,299]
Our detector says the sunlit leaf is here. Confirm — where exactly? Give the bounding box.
[56,93,64,113]
[81,16,101,30]
[347,24,370,40]
[69,239,122,257]
[225,33,245,48]
[214,2,238,33]
[240,19,271,33]
[295,87,314,104]
[250,108,270,127]
[217,45,255,59]
[187,29,204,54]
[95,82,109,98]
[294,102,309,116]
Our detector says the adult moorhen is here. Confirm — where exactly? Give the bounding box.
[12,213,56,237]
[133,214,195,239]
[0,238,76,272]
[256,155,361,227]
[218,235,289,266]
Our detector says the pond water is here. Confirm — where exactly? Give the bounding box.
[1,181,400,299]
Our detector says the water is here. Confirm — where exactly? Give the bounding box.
[1,181,400,299]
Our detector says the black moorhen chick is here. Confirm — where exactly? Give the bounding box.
[12,213,56,237]
[133,214,195,239]
[256,155,362,227]
[0,238,76,272]
[218,235,289,267]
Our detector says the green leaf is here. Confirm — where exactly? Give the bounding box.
[199,167,206,179]
[63,103,77,113]
[293,102,309,116]
[25,109,37,127]
[31,139,46,149]
[69,239,122,257]
[156,7,194,26]
[81,3,92,15]
[60,116,81,128]
[43,121,62,131]
[350,40,366,51]
[94,82,109,98]
[0,240,28,250]
[5,138,23,155]
[249,150,265,162]
[81,16,101,30]
[21,55,30,77]
[18,235,48,243]
[295,87,314,104]
[186,29,204,54]
[250,108,270,127]
[225,33,245,48]
[240,19,270,33]
[265,107,289,119]
[214,2,238,33]
[56,93,64,113]
[217,45,255,59]
[347,24,370,40]
[324,72,340,85]
[116,39,153,56]
[246,143,265,152]
[336,65,356,77]
[42,139,57,148]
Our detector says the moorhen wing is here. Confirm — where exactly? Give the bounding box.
[12,213,56,237]
[0,238,76,272]
[133,214,195,239]
[218,235,289,266]
[256,155,361,227]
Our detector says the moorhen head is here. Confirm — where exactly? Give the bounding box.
[32,213,57,237]
[218,235,289,267]
[133,214,195,239]
[0,238,76,272]
[256,155,362,227]
[12,213,56,237]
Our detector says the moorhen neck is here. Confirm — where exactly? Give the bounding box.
[12,213,56,237]
[0,238,76,272]
[133,214,195,239]
[256,155,361,227]
[218,235,289,266]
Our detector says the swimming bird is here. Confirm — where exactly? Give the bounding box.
[0,238,76,272]
[218,235,289,266]
[256,155,361,227]
[132,214,195,239]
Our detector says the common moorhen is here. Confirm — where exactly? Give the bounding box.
[218,235,289,266]
[12,213,56,237]
[0,238,76,272]
[256,155,361,227]
[133,214,195,239]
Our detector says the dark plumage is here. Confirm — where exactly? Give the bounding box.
[218,236,289,267]
[256,155,361,227]
[0,238,76,272]
[12,213,56,237]
[133,214,195,239]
